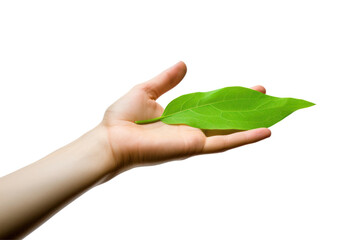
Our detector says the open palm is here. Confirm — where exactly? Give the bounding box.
[102,62,271,172]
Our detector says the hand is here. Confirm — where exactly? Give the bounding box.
[101,62,271,174]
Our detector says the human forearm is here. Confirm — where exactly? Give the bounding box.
[0,124,114,238]
[0,62,271,238]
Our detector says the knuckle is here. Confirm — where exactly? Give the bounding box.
[134,83,158,99]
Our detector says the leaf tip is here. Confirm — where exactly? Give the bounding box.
[306,100,316,108]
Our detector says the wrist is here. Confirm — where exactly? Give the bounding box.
[84,124,119,183]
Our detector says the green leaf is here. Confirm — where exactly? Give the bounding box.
[135,86,315,130]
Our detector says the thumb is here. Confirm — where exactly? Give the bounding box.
[141,61,187,100]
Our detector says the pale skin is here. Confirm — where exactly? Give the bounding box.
[0,62,271,238]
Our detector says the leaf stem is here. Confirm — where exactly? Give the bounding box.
[135,116,163,124]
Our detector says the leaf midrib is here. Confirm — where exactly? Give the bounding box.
[162,96,280,119]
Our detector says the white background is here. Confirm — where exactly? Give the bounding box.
[0,0,359,239]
